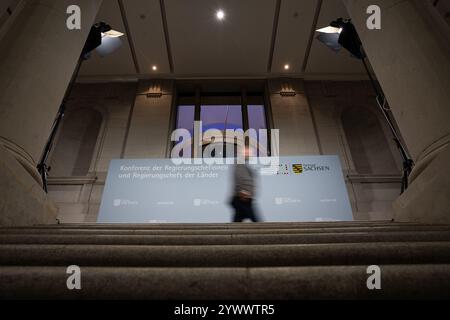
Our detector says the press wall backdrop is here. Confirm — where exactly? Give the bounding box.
[98,156,353,223]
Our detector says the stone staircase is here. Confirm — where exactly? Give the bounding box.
[1,221,450,299]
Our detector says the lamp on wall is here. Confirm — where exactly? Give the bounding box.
[37,22,124,192]
[316,18,414,193]
[279,80,297,96]
[146,81,163,98]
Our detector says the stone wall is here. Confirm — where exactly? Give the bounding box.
[47,82,139,223]
[0,0,21,34]
[305,81,402,220]
[267,78,320,155]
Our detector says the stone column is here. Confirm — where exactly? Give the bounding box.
[268,78,320,156]
[0,0,102,226]
[343,0,450,223]
[123,80,175,159]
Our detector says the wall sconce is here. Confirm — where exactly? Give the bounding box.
[146,81,163,98]
[279,81,296,96]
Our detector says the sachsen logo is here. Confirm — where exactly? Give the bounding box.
[292,164,303,174]
[292,164,330,174]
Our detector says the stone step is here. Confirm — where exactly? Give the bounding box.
[1,230,450,245]
[2,225,450,236]
[1,242,450,267]
[1,264,449,299]
[3,222,450,299]
[32,220,408,226]
[24,221,438,229]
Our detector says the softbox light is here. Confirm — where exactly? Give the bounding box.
[316,18,365,59]
[316,32,342,53]
[82,22,124,59]
[96,35,123,57]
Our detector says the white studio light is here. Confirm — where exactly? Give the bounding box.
[316,26,342,34]
[315,25,343,53]
[96,29,125,57]
[102,29,125,38]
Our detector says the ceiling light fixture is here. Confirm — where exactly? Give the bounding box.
[216,9,225,20]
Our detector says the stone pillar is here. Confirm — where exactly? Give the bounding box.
[0,0,102,226]
[268,78,320,156]
[343,0,450,223]
[123,80,175,159]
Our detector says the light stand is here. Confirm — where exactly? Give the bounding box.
[359,48,414,192]
[37,22,123,192]
[316,18,414,193]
